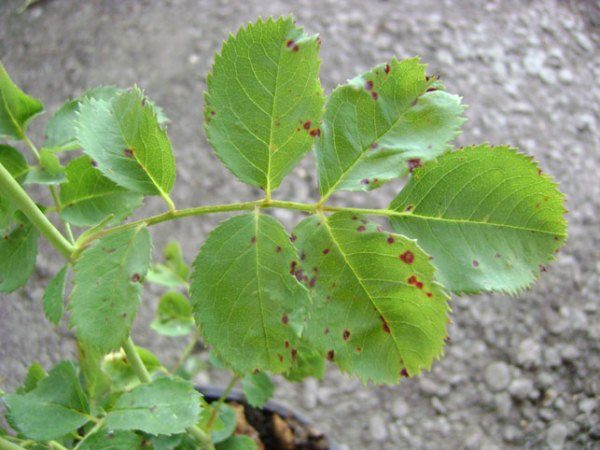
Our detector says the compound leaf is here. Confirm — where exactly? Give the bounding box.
[105,377,201,436]
[42,264,68,325]
[3,361,89,440]
[0,219,39,293]
[190,212,310,374]
[60,155,143,227]
[242,372,274,408]
[317,58,464,196]
[150,291,195,337]
[293,212,449,383]
[0,63,44,140]
[389,145,567,294]
[205,17,323,193]
[69,226,152,352]
[76,87,175,196]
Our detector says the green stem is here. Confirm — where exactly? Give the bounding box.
[0,436,25,450]
[122,337,214,450]
[0,162,75,259]
[72,420,103,450]
[49,441,70,450]
[206,375,241,431]
[171,331,200,374]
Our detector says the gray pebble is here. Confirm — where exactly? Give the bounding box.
[484,361,512,391]
[369,414,388,442]
[509,378,535,400]
[546,423,569,449]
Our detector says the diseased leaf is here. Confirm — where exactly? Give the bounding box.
[77,430,143,450]
[205,17,324,193]
[0,145,28,230]
[151,291,195,337]
[3,361,89,440]
[190,212,310,374]
[217,435,259,450]
[42,265,68,325]
[76,87,175,196]
[60,155,143,227]
[105,377,201,436]
[77,342,111,412]
[389,145,567,294]
[242,372,274,408]
[0,63,44,140]
[0,220,39,293]
[284,341,325,382]
[69,226,152,352]
[293,212,449,383]
[316,58,464,196]
[45,86,121,150]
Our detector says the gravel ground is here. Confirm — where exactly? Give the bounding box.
[0,0,599,449]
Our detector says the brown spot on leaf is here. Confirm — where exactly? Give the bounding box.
[384,64,391,74]
[472,260,479,268]
[284,340,290,349]
[124,148,134,158]
[251,236,256,244]
[275,245,282,253]
[281,314,289,325]
[326,350,335,361]
[371,92,379,100]
[290,261,297,274]
[91,160,98,167]
[290,234,297,242]
[303,121,312,130]
[355,346,362,353]
[286,39,294,48]
[322,247,330,255]
[408,158,422,172]
[405,205,414,212]
[343,330,351,341]
[399,250,414,264]
[357,225,366,232]
[293,44,299,52]
[387,236,395,244]
[291,348,298,360]
[361,178,370,185]
[365,80,374,90]
[131,273,141,283]
[309,128,321,137]
[400,368,409,378]
[380,315,391,334]
[324,327,330,335]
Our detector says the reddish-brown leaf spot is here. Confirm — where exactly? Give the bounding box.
[286,39,294,48]
[380,315,391,334]
[384,64,391,74]
[290,261,297,274]
[387,236,395,244]
[309,128,321,137]
[251,236,257,244]
[284,340,290,349]
[324,327,330,335]
[360,178,370,185]
[275,245,282,253]
[309,276,317,288]
[294,269,304,282]
[405,204,414,212]
[326,350,335,361]
[351,215,358,220]
[400,368,409,378]
[365,80,374,90]
[290,234,297,242]
[343,330,351,341]
[495,253,502,258]
[278,354,284,363]
[293,44,299,52]
[539,264,547,272]
[399,250,414,264]
[371,92,379,100]
[408,158,422,172]
[300,251,306,261]
[426,87,437,92]
[131,273,141,283]
[281,314,289,325]
[444,335,452,344]
[357,225,366,232]
[426,292,432,298]
[322,248,330,255]
[303,120,312,130]
[210,111,216,116]
[411,98,418,107]
[91,160,98,167]
[355,346,362,353]
[472,260,479,268]
[124,148,134,158]
[291,348,298,360]
[370,142,378,149]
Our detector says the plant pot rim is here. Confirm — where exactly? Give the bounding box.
[197,384,342,450]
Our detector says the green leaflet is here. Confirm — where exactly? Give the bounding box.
[102,346,163,392]
[0,145,28,230]
[205,17,324,193]
[293,212,449,383]
[76,430,143,450]
[242,371,275,408]
[217,436,259,450]
[147,240,190,288]
[284,340,325,382]
[3,361,90,440]
[316,58,464,196]
[60,155,143,227]
[42,265,68,325]
[199,403,236,444]
[69,226,152,352]
[150,291,195,337]
[389,145,567,294]
[77,342,111,412]
[0,63,44,140]
[190,212,310,374]
[24,148,66,185]
[105,377,201,436]
[19,363,47,394]
[0,220,39,293]
[45,86,121,150]
[76,87,175,196]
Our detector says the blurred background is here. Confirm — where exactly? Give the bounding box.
[0,1,598,448]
